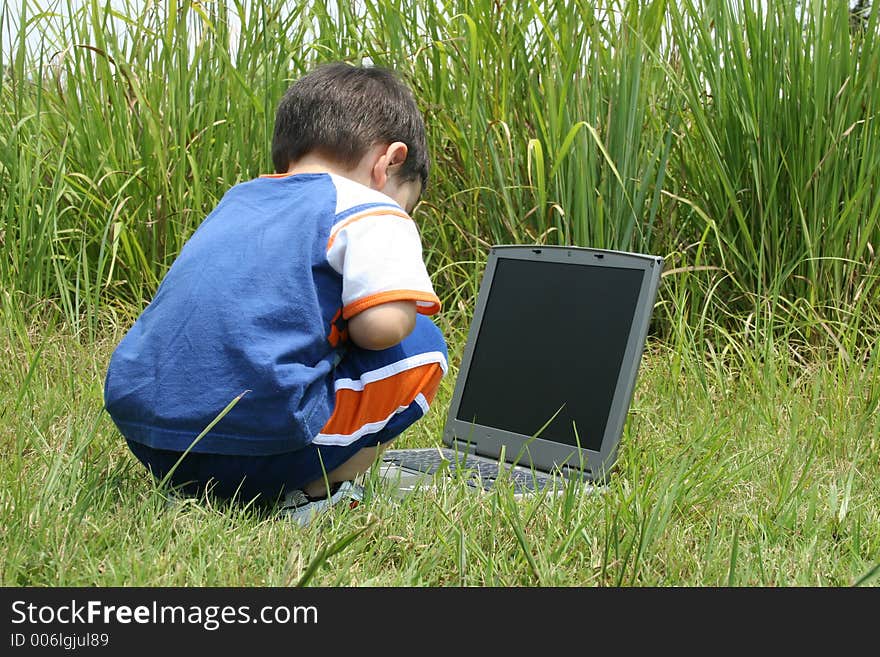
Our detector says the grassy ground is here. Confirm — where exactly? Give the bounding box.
[2,311,877,587]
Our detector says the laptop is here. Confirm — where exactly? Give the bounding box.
[378,245,663,496]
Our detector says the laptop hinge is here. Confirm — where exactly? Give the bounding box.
[562,464,593,482]
[449,438,478,455]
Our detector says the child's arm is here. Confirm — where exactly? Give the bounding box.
[325,192,440,352]
[347,300,417,350]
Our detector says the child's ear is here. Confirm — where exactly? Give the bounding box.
[370,141,408,189]
[386,141,408,168]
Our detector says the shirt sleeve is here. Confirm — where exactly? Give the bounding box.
[326,209,441,319]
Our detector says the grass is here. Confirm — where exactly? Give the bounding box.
[1,311,877,586]
[3,1,879,333]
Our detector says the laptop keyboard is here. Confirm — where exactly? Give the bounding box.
[382,448,555,494]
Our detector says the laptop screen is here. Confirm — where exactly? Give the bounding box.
[455,257,644,452]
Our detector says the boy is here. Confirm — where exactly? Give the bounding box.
[104,62,447,525]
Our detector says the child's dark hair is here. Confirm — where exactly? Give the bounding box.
[272,62,429,188]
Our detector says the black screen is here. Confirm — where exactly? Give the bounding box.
[456,257,644,451]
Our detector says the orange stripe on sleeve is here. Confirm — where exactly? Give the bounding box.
[342,290,441,319]
[319,362,445,438]
[326,208,412,250]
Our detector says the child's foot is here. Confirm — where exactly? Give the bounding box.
[279,481,364,526]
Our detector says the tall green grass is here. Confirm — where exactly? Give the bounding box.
[2,0,878,345]
[2,0,310,335]
[666,1,880,332]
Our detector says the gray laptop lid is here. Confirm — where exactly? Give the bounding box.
[442,245,663,483]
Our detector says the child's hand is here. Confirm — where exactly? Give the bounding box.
[347,301,417,350]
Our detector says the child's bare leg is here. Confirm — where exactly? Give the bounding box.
[302,444,390,498]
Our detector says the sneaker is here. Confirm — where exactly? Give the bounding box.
[279,481,364,527]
